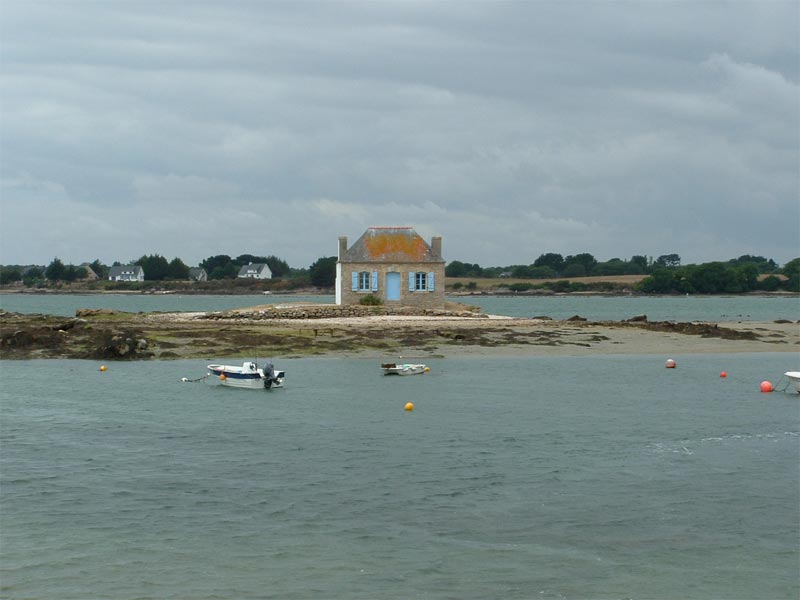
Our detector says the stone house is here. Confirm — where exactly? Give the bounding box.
[108,265,145,282]
[336,227,445,309]
[237,263,272,279]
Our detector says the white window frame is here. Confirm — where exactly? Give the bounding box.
[415,271,428,291]
[357,271,371,291]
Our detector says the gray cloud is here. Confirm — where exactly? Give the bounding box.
[1,1,797,268]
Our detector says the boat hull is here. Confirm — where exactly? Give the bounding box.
[785,372,800,393]
[207,363,285,389]
[381,363,428,376]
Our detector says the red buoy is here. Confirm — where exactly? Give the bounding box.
[665,359,676,368]
[760,380,773,393]
[720,371,727,378]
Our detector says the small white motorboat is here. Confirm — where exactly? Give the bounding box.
[381,363,429,376]
[784,371,800,393]
[207,361,285,389]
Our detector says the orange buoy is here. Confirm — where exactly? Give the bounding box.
[404,402,414,412]
[99,365,107,372]
[760,380,773,393]
[720,371,727,378]
[219,373,227,381]
[665,359,676,369]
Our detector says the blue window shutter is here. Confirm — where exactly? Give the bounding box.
[371,271,378,291]
[351,272,358,291]
[408,272,415,291]
[428,272,435,291]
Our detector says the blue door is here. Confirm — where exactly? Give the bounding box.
[386,272,401,301]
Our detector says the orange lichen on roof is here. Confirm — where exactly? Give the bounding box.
[363,231,428,261]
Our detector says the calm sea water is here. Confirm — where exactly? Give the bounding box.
[1,293,798,322]
[1,354,798,599]
[0,294,335,317]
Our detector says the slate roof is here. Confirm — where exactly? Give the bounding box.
[108,265,143,278]
[341,227,443,263]
[237,263,271,277]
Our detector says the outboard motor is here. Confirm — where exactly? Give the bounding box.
[263,363,276,389]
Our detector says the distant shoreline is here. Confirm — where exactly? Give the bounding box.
[0,287,796,298]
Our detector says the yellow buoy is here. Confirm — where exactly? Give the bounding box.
[99,365,107,372]
[404,402,414,412]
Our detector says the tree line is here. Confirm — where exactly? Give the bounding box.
[0,253,334,287]
[1,252,798,294]
[639,258,799,294]
[447,253,798,294]
[445,253,778,279]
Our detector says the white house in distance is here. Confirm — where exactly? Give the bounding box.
[237,263,272,279]
[108,265,145,282]
[188,267,207,282]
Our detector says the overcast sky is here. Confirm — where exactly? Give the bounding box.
[1,1,798,269]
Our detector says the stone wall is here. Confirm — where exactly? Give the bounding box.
[338,262,446,309]
[201,303,481,320]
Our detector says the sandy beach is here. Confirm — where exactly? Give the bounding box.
[294,316,796,358]
[142,309,798,359]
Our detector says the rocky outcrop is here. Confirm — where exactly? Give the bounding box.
[199,305,487,321]
[92,330,152,359]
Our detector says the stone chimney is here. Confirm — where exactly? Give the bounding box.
[431,236,442,258]
[338,236,348,259]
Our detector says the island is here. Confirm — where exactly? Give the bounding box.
[1,302,797,360]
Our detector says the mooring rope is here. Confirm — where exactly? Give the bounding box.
[180,374,210,383]
[774,375,790,393]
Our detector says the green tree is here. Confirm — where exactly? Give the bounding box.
[757,275,782,291]
[309,256,337,288]
[561,263,587,278]
[136,254,170,281]
[639,269,676,293]
[594,258,626,276]
[446,261,467,277]
[736,263,759,290]
[655,253,681,268]
[728,255,778,273]
[265,255,290,278]
[45,257,66,281]
[210,263,239,280]
[628,255,650,273]
[88,259,108,279]
[201,255,234,277]
[446,260,485,277]
[533,253,564,275]
[563,253,597,275]
[63,264,87,282]
[510,264,534,278]
[528,266,557,279]
[22,266,44,286]
[783,257,800,291]
[685,262,745,293]
[0,266,21,284]
[167,257,190,280]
